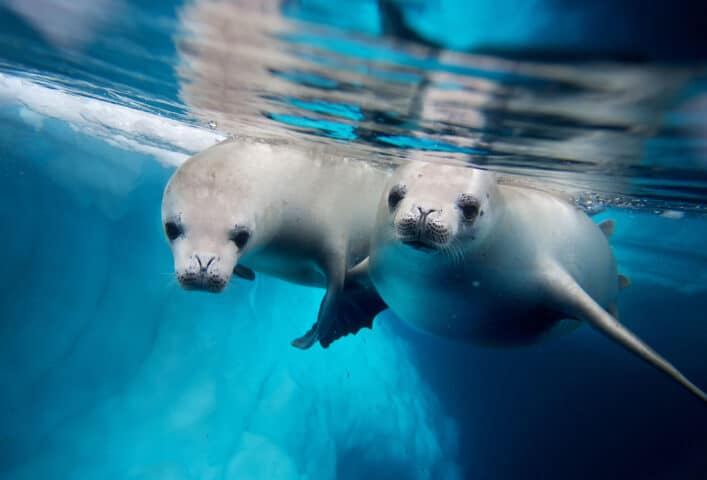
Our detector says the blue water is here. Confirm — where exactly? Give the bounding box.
[1,1,707,479]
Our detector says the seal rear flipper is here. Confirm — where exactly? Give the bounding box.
[543,263,707,405]
[319,281,387,349]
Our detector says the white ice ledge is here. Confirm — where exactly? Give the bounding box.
[0,72,224,167]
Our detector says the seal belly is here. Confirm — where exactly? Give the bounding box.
[400,290,561,345]
[370,246,561,345]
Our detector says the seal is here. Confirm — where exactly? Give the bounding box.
[161,138,388,349]
[368,160,707,403]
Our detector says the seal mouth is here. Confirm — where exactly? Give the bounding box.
[178,275,227,293]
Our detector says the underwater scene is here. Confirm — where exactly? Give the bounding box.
[1,0,707,478]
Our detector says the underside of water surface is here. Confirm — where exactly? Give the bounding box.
[1,1,707,479]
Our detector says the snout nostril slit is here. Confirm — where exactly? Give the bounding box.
[417,206,437,216]
[194,254,216,273]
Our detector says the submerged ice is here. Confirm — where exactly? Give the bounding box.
[0,98,459,479]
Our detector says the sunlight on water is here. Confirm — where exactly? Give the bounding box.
[2,0,707,210]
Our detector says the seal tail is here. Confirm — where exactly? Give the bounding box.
[545,264,707,405]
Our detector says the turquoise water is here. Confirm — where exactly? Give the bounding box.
[1,1,707,479]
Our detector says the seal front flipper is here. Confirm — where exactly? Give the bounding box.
[318,263,387,348]
[291,321,319,350]
[233,265,256,280]
[543,263,707,404]
[291,258,386,349]
[598,219,615,238]
[618,274,631,290]
[291,262,346,350]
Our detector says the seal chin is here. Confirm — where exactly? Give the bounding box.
[401,239,441,253]
[177,274,228,293]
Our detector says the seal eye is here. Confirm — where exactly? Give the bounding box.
[457,194,480,221]
[165,221,183,241]
[388,184,407,211]
[230,227,251,249]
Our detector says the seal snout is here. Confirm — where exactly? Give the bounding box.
[396,205,450,251]
[195,254,216,273]
[177,252,229,293]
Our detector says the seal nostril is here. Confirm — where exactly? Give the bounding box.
[416,207,437,224]
[195,254,215,273]
[417,206,437,215]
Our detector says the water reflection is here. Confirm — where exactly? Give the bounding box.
[176,0,707,209]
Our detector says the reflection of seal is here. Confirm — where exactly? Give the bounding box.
[161,138,388,348]
[369,161,707,403]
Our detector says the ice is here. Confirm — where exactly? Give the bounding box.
[0,90,460,479]
[0,73,224,167]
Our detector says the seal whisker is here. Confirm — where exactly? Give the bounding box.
[162,137,389,350]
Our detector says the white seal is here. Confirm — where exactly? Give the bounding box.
[369,160,707,403]
[161,138,388,348]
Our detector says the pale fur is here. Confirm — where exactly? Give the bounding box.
[369,160,707,403]
[162,138,388,346]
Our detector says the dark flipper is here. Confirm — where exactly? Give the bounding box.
[291,321,319,350]
[319,276,387,348]
[293,276,387,349]
[598,219,615,238]
[234,265,256,281]
[291,258,387,350]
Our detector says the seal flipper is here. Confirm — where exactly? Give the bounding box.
[291,316,321,350]
[543,263,707,404]
[291,261,346,350]
[598,219,615,238]
[318,266,387,348]
[233,265,256,281]
[291,258,387,349]
[618,274,631,290]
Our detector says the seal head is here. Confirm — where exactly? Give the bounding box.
[381,161,500,255]
[161,149,260,293]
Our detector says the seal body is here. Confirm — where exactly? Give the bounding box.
[369,161,707,403]
[372,183,616,344]
[162,138,389,348]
